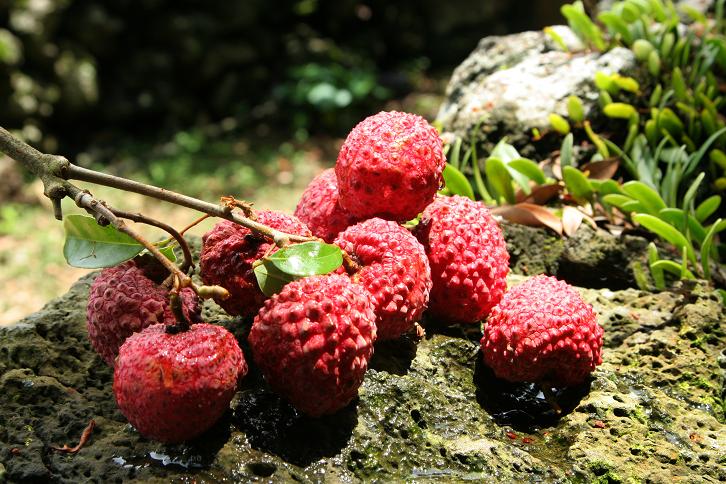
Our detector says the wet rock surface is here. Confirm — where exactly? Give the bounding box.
[0,232,724,483]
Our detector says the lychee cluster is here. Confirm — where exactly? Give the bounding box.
[85,110,604,445]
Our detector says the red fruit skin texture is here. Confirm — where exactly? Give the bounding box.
[415,195,509,324]
[335,218,431,340]
[294,168,360,243]
[113,323,247,443]
[480,275,604,387]
[86,261,201,366]
[335,111,446,221]
[248,274,377,417]
[200,210,312,317]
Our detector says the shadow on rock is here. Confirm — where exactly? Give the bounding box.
[369,334,418,375]
[233,387,357,467]
[474,357,590,433]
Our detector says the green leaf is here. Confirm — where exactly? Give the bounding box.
[701,218,726,280]
[603,193,636,209]
[267,241,343,277]
[63,214,144,269]
[651,259,695,279]
[485,157,516,204]
[671,67,688,102]
[648,49,662,76]
[560,133,574,169]
[612,75,640,93]
[681,172,705,213]
[567,95,585,123]
[621,181,667,215]
[596,179,624,196]
[490,139,521,163]
[254,260,296,297]
[657,208,707,246]
[695,195,721,223]
[648,242,666,290]
[632,39,655,61]
[584,121,609,158]
[562,166,593,203]
[549,113,571,135]
[441,163,475,200]
[157,245,178,263]
[603,102,639,123]
[508,158,546,185]
[470,145,494,203]
[544,26,569,51]
[633,213,697,266]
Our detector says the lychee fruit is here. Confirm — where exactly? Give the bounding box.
[248,274,376,416]
[334,218,431,340]
[113,323,247,443]
[86,260,201,366]
[480,275,603,387]
[200,210,312,317]
[415,195,509,323]
[294,168,360,243]
[335,111,446,221]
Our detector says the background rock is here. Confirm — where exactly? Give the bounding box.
[436,27,636,156]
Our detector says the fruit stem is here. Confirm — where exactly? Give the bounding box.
[109,207,194,274]
[166,290,190,333]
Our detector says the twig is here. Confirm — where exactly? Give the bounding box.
[108,207,194,274]
[50,419,95,454]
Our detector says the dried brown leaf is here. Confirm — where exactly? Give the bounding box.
[492,203,563,235]
[562,206,585,237]
[581,157,620,180]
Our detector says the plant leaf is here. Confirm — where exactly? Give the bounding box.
[633,213,697,266]
[157,245,178,263]
[621,181,667,215]
[581,158,620,180]
[267,241,343,277]
[701,218,726,280]
[549,113,571,135]
[647,242,666,290]
[508,158,547,185]
[695,195,721,223]
[516,183,562,205]
[254,260,296,297]
[441,163,475,200]
[492,203,563,235]
[562,166,593,203]
[63,214,144,269]
[560,133,574,169]
[657,208,707,246]
[562,206,585,237]
[485,157,516,205]
[651,259,695,279]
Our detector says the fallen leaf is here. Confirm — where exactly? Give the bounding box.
[562,206,585,237]
[516,183,562,205]
[581,157,620,180]
[492,203,563,235]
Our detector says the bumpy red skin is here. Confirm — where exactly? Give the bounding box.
[86,261,201,366]
[113,323,247,443]
[249,274,376,417]
[334,218,431,340]
[200,210,312,317]
[415,195,509,323]
[294,168,360,243]
[335,111,446,221]
[481,275,603,387]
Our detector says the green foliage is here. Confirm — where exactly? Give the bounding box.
[63,215,144,269]
[440,163,475,200]
[253,241,343,296]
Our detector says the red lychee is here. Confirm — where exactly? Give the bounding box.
[86,260,201,366]
[113,323,247,443]
[294,168,360,243]
[200,210,312,317]
[415,195,509,323]
[335,111,446,221]
[334,218,431,340]
[480,275,603,387]
[248,274,376,416]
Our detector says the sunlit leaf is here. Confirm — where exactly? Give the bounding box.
[695,195,721,223]
[647,242,666,290]
[485,157,516,205]
[621,181,667,215]
[63,214,144,269]
[567,95,585,123]
[492,203,563,235]
[549,113,571,135]
[560,133,574,169]
[651,259,695,279]
[267,241,343,277]
[254,260,296,297]
[508,158,547,185]
[562,166,593,203]
[441,163,475,200]
[633,213,697,266]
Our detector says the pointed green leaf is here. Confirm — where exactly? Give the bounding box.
[632,39,655,61]
[701,218,726,280]
[490,139,521,163]
[63,214,144,269]
[267,241,343,277]
[549,114,571,135]
[485,157,516,205]
[648,242,666,290]
[622,181,667,215]
[603,194,637,210]
[560,133,574,169]
[695,195,721,223]
[254,260,296,297]
[567,95,585,123]
[650,259,695,279]
[657,208,707,246]
[633,213,697,266]
[157,245,178,263]
[508,158,547,185]
[441,163,475,200]
[562,166,593,203]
